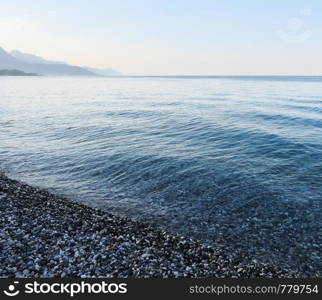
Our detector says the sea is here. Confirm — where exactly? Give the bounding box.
[1,75,321,275]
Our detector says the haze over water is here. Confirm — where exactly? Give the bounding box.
[1,76,321,274]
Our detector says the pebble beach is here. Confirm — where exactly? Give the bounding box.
[0,173,300,278]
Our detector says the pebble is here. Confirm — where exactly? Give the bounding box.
[0,173,302,278]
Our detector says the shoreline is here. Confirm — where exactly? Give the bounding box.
[0,173,299,278]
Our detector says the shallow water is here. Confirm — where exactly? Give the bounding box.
[1,76,321,274]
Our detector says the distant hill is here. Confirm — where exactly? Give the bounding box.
[11,50,66,65]
[0,69,39,76]
[11,52,121,76]
[0,47,99,76]
[83,67,121,76]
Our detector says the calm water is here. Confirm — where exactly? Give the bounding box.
[1,76,322,274]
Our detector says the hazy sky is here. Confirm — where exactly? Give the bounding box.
[0,0,321,75]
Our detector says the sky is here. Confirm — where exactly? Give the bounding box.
[0,0,321,75]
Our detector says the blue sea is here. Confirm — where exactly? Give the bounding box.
[1,76,321,275]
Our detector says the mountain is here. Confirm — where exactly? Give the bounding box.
[0,47,96,76]
[0,69,39,76]
[11,50,66,65]
[12,51,121,76]
[83,67,121,76]
[0,47,19,66]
